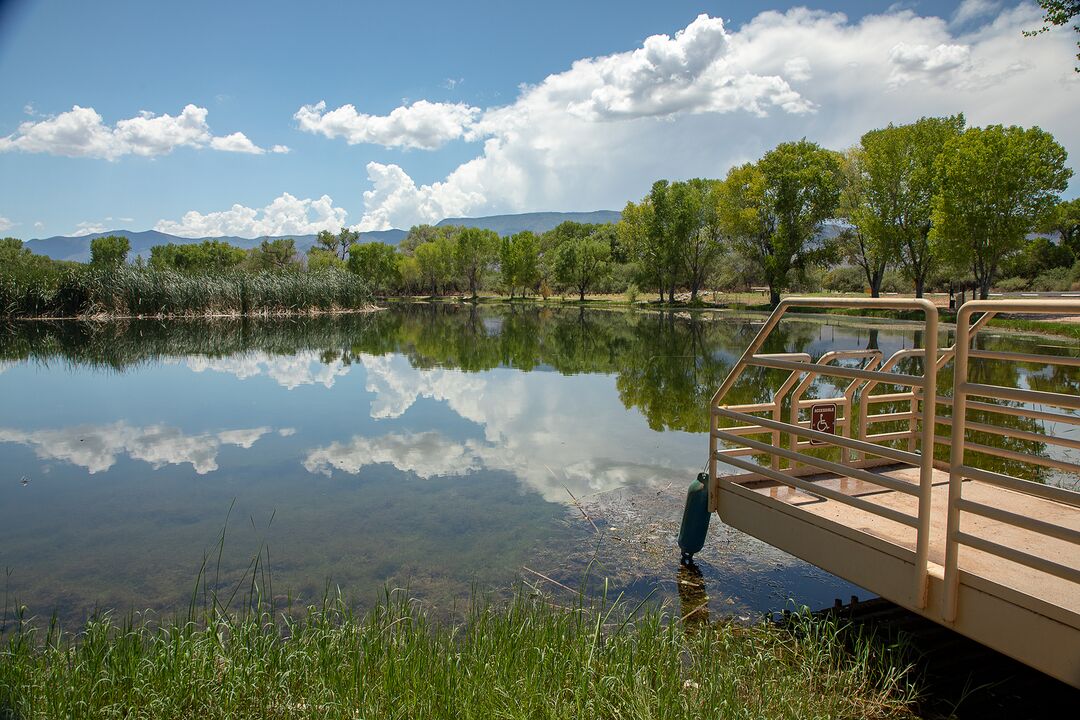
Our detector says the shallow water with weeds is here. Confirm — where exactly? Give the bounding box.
[1,305,1076,628]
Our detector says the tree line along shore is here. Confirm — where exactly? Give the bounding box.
[2,114,1077,318]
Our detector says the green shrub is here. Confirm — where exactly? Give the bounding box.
[1031,266,1072,292]
[880,270,908,294]
[823,266,867,293]
[995,276,1031,292]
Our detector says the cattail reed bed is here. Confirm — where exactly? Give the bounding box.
[0,266,373,319]
[0,589,919,720]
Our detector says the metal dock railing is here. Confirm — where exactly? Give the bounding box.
[708,298,1080,688]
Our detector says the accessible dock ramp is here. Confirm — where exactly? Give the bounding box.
[708,298,1080,688]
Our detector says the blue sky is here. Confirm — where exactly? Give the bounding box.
[0,0,1076,238]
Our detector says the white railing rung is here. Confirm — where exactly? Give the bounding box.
[969,348,1080,368]
[962,382,1080,412]
[713,430,920,497]
[749,356,925,388]
[956,499,1080,545]
[956,532,1080,584]
[717,453,920,529]
[956,464,1080,507]
[716,407,921,465]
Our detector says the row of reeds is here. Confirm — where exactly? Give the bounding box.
[0,586,919,720]
[0,266,372,318]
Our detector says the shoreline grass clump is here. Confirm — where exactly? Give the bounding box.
[0,588,919,719]
[0,266,373,319]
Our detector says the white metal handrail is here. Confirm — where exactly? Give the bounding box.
[709,297,940,608]
[712,297,1080,621]
[942,299,1080,621]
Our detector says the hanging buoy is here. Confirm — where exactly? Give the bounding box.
[678,472,711,564]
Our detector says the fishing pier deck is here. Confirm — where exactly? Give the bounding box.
[709,298,1080,688]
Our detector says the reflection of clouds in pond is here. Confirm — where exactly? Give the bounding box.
[304,431,483,479]
[183,351,350,389]
[307,354,699,501]
[360,355,519,432]
[0,422,273,474]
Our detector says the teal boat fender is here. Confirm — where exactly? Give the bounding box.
[677,472,711,564]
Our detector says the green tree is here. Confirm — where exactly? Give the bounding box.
[647,181,689,302]
[315,227,359,260]
[399,224,443,255]
[617,198,662,301]
[500,236,520,298]
[454,227,499,299]
[397,254,421,295]
[857,115,965,298]
[348,241,400,294]
[90,235,130,266]
[1002,236,1074,280]
[307,248,346,271]
[0,237,29,264]
[680,178,726,302]
[554,234,611,301]
[725,140,843,307]
[933,124,1072,299]
[512,231,541,296]
[836,147,891,296]
[1039,197,1080,254]
[499,232,542,299]
[149,240,246,272]
[252,238,297,270]
[415,237,456,295]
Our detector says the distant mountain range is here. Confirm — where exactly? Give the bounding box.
[24,210,623,263]
[437,210,622,235]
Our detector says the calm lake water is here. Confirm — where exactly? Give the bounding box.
[1,304,1076,626]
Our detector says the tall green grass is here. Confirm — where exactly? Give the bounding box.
[0,589,919,719]
[0,266,372,318]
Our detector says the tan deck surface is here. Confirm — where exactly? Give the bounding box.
[746,466,1080,619]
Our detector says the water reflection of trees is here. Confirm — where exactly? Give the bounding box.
[2,307,1069,468]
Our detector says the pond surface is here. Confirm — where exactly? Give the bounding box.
[1,304,1076,626]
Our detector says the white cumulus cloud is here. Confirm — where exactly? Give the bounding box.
[295,99,481,150]
[0,216,13,233]
[343,5,1078,230]
[209,131,266,154]
[154,192,348,238]
[0,104,281,160]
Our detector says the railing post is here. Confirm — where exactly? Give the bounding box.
[943,305,973,622]
[913,300,938,610]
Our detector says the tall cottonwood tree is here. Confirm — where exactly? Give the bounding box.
[836,147,890,297]
[454,227,499,299]
[679,179,727,302]
[554,233,611,301]
[316,227,359,260]
[724,141,842,307]
[857,115,965,298]
[932,124,1072,299]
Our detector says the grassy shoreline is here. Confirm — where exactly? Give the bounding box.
[0,589,919,719]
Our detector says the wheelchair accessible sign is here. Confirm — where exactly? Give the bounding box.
[810,403,836,445]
